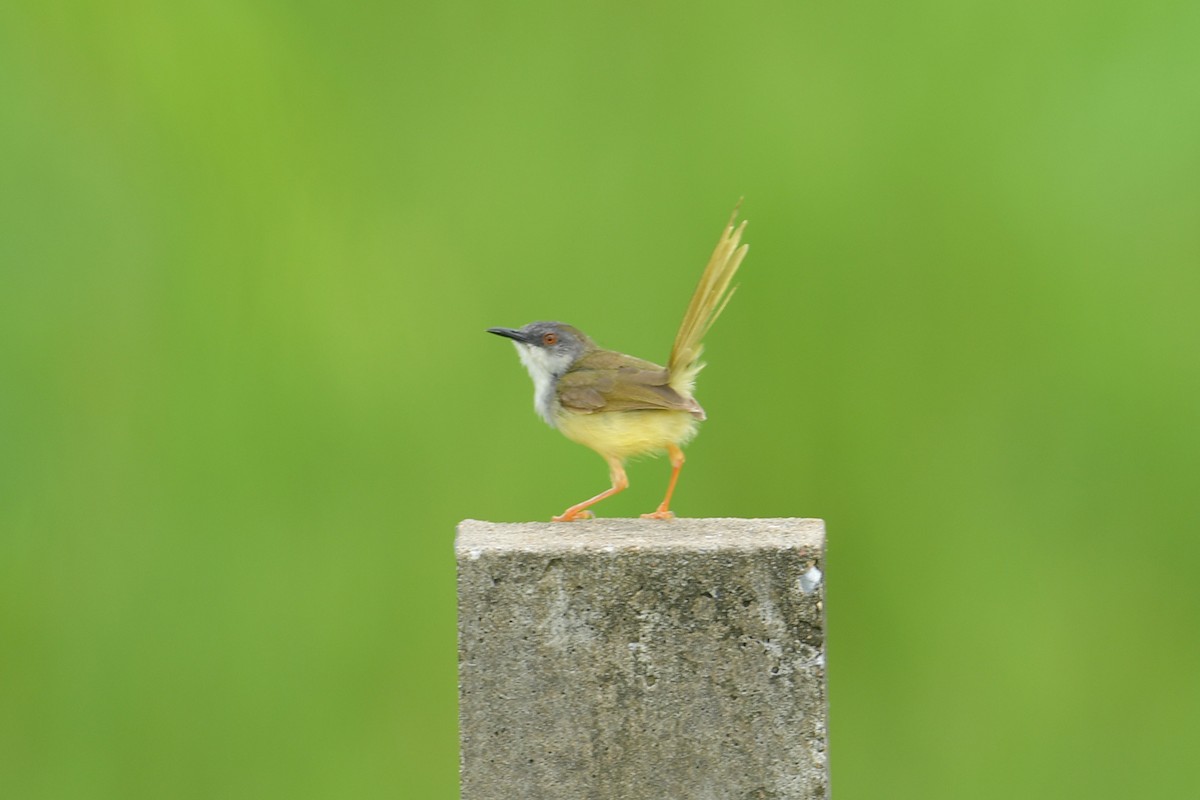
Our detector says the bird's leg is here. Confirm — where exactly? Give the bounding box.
[641,444,685,520]
[553,458,628,522]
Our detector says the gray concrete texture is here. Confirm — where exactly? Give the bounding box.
[457,518,829,799]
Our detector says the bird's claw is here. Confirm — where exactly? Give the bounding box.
[553,509,594,522]
[640,510,675,520]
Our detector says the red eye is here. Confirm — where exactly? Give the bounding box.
[543,332,558,346]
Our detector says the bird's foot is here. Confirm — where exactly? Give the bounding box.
[552,509,594,522]
[640,509,675,521]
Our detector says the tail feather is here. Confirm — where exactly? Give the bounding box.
[667,206,748,393]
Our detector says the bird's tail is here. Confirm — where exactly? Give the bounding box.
[667,205,748,395]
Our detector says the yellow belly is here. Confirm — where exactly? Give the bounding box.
[555,408,699,461]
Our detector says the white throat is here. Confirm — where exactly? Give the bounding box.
[514,343,572,427]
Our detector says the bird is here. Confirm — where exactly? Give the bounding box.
[488,207,747,521]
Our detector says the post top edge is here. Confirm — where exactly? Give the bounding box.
[456,518,825,554]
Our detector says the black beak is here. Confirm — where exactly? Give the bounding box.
[487,327,528,343]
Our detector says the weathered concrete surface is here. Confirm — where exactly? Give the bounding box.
[457,518,829,800]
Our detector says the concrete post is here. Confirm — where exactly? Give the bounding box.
[457,518,829,799]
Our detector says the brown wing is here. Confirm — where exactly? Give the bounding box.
[557,349,706,419]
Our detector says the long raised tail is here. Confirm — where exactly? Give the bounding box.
[667,205,749,394]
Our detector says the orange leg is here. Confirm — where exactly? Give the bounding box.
[641,444,685,520]
[553,458,628,522]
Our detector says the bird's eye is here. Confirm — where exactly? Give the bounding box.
[543,332,558,346]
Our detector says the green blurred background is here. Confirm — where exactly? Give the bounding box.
[2,1,1198,797]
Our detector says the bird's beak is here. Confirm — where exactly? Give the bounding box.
[487,327,528,343]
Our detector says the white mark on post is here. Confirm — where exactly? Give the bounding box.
[798,565,823,594]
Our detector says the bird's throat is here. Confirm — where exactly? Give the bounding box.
[514,343,570,427]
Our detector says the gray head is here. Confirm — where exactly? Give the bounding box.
[487,321,593,377]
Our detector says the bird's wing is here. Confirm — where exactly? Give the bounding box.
[557,350,705,418]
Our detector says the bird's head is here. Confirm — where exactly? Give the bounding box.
[487,321,593,383]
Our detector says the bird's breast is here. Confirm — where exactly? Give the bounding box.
[554,408,699,461]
